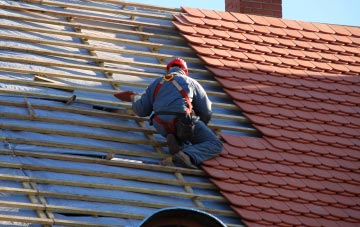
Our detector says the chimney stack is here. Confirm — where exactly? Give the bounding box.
[225,0,282,18]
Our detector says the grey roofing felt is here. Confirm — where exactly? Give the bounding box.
[0,0,256,226]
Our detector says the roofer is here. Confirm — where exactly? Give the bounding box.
[114,58,223,168]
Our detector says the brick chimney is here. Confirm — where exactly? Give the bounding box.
[225,0,282,18]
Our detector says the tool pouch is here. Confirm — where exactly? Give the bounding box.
[175,113,195,141]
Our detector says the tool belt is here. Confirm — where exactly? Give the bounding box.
[150,111,195,141]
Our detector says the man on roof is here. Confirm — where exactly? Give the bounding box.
[114,58,223,169]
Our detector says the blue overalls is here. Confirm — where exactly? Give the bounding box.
[131,68,223,165]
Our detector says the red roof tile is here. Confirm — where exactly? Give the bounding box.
[175,7,360,227]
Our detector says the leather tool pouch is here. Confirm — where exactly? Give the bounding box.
[175,113,195,141]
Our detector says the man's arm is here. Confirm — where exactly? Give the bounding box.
[192,81,212,124]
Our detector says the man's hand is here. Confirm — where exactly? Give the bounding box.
[114,91,136,102]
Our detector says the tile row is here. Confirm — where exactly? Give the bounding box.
[244,114,359,139]
[198,54,360,75]
[222,192,360,221]
[180,8,360,39]
[219,136,360,168]
[207,67,360,85]
[207,155,359,186]
[219,79,360,108]
[189,42,360,67]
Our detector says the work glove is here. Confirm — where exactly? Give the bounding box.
[114,91,136,102]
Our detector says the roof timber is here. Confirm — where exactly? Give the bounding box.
[21,0,175,21]
[0,4,175,30]
[97,0,181,12]
[0,23,194,53]
[0,13,183,42]
[1,161,214,189]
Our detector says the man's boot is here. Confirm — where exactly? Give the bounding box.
[173,151,197,169]
[166,134,180,155]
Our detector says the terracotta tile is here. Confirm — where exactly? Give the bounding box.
[228,170,250,182]
[227,30,246,41]
[202,157,220,167]
[181,14,206,26]
[318,52,339,62]
[214,11,237,22]
[201,17,223,28]
[333,34,352,45]
[182,34,206,45]
[211,47,231,58]
[182,7,205,18]
[208,28,229,39]
[346,26,360,37]
[173,14,193,26]
[267,26,287,37]
[329,24,352,36]
[202,166,229,180]
[243,33,264,43]
[296,216,322,227]
[218,39,239,49]
[220,58,243,69]
[262,17,286,28]
[253,44,272,55]
[246,172,270,184]
[227,49,249,60]
[218,20,238,30]
[192,26,214,36]
[209,178,240,192]
[325,206,349,219]
[244,52,266,63]
[258,211,282,224]
[235,22,256,33]
[277,213,303,226]
[202,37,223,47]
[313,23,336,34]
[191,45,215,56]
[250,24,271,35]
[253,161,277,173]
[348,36,360,45]
[309,42,330,51]
[234,159,258,171]
[282,18,303,30]
[172,21,197,34]
[277,37,297,48]
[223,192,252,207]
[256,186,279,197]
[315,32,337,43]
[198,9,221,19]
[247,14,270,26]
[275,188,299,199]
[198,55,224,67]
[233,207,263,221]
[299,30,320,40]
[295,59,317,69]
[240,184,262,196]
[343,45,360,55]
[295,21,319,32]
[235,101,263,114]
[230,12,254,24]
[312,61,333,71]
[283,28,303,39]
[265,137,293,150]
[237,61,261,72]
[260,36,280,45]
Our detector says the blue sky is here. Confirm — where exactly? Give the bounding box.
[126,0,360,26]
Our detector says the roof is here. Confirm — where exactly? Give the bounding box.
[0,0,359,227]
[174,6,360,227]
[0,1,248,226]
